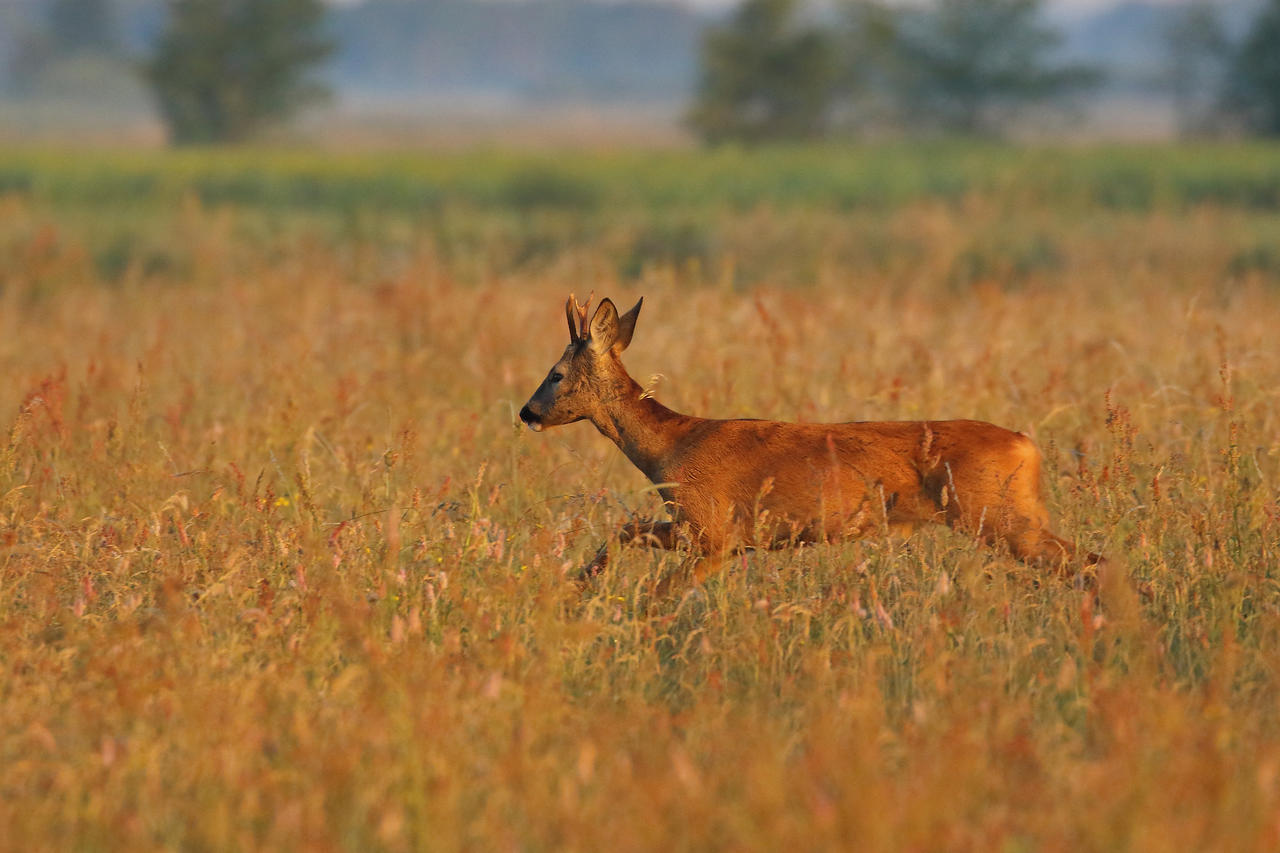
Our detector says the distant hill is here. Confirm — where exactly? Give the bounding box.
[0,0,707,103]
[1057,0,1260,94]
[327,0,706,100]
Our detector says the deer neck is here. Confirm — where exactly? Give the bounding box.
[589,377,694,483]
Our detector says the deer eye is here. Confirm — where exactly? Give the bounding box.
[550,372,564,383]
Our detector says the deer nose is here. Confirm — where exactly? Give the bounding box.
[519,406,545,432]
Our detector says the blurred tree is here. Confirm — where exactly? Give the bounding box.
[882,0,1099,135]
[1164,1,1231,138]
[50,0,120,54]
[832,0,903,133]
[687,0,839,144]
[145,0,334,144]
[1223,0,1280,135]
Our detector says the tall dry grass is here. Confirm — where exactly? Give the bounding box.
[1,164,1279,850]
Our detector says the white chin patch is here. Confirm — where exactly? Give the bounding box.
[527,421,544,432]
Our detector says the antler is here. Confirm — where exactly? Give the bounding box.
[565,296,579,342]
[566,292,593,342]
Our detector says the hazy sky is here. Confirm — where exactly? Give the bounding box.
[324,0,1193,10]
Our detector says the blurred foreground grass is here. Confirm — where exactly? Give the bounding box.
[1,145,1279,850]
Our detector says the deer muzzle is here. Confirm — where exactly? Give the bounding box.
[518,405,544,432]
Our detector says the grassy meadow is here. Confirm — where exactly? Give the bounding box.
[2,144,1280,850]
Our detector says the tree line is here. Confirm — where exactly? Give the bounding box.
[690,0,1280,141]
[10,0,1280,145]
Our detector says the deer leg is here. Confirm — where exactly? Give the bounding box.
[652,553,725,599]
[998,523,1124,597]
[1019,539,1151,604]
[577,520,680,584]
[1004,526,1077,572]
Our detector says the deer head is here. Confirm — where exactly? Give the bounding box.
[519,294,643,432]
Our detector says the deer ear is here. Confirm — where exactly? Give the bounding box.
[614,297,642,352]
[588,299,620,352]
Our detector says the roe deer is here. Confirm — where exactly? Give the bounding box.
[519,294,1098,589]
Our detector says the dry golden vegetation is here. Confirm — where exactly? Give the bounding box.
[2,147,1280,850]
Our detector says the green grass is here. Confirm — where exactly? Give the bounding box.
[7,143,1280,294]
[3,143,1280,213]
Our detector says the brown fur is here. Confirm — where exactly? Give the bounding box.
[519,295,1094,588]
